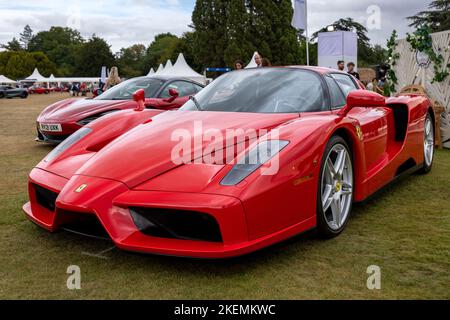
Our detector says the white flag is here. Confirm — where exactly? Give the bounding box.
[292,0,307,30]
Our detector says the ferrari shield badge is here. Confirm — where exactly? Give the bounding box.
[75,184,88,193]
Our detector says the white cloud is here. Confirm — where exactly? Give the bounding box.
[0,0,429,52]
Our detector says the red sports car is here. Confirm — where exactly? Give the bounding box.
[23,67,435,258]
[28,86,50,95]
[36,76,204,143]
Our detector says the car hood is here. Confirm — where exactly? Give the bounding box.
[76,111,299,188]
[38,98,135,122]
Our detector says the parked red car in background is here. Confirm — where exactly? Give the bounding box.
[36,76,204,143]
[28,86,50,94]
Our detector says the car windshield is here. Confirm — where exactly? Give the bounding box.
[181,68,326,113]
[96,77,165,101]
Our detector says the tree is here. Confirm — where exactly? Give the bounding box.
[190,0,301,69]
[1,38,22,51]
[28,27,84,76]
[0,51,56,80]
[74,36,116,76]
[144,33,182,69]
[116,44,147,78]
[20,25,33,50]
[408,0,450,32]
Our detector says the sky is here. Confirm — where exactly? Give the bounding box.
[0,0,429,53]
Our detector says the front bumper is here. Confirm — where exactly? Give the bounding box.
[35,122,82,144]
[24,168,264,259]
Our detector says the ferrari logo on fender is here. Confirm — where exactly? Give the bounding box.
[75,184,88,193]
[356,126,363,141]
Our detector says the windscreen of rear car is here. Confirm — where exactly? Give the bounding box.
[180,68,327,113]
[96,78,165,100]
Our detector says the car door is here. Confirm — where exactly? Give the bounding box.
[327,74,390,172]
[158,81,198,109]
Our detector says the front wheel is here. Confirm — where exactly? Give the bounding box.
[418,113,435,174]
[317,136,354,238]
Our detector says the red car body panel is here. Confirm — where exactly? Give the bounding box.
[23,67,433,258]
[36,76,202,143]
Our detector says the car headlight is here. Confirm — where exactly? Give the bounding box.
[45,128,92,162]
[220,140,289,186]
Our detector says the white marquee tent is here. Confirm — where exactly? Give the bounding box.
[0,75,16,84]
[245,52,259,69]
[147,68,155,76]
[155,64,165,75]
[166,53,206,84]
[160,60,174,75]
[25,68,48,82]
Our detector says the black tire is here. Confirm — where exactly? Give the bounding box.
[316,135,354,238]
[0,92,4,98]
[418,112,435,174]
[21,92,28,99]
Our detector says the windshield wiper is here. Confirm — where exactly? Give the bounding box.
[189,96,203,111]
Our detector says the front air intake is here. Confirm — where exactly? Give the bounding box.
[130,208,223,243]
[34,184,58,212]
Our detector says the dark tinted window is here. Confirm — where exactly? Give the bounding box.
[181,68,326,113]
[331,74,358,97]
[160,81,197,98]
[325,76,346,109]
[95,78,165,101]
[193,83,204,93]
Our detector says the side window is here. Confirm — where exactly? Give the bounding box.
[160,81,196,98]
[193,84,204,93]
[331,74,358,97]
[325,77,346,109]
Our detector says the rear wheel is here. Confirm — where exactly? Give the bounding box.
[0,92,4,98]
[418,113,434,174]
[317,136,354,238]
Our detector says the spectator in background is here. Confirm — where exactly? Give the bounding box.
[103,66,121,91]
[347,62,360,80]
[261,58,272,67]
[337,60,345,71]
[254,53,263,68]
[234,60,244,70]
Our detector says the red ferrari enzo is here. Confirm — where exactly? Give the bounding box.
[36,76,204,143]
[24,67,435,258]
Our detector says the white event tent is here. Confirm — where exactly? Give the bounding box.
[155,64,165,75]
[21,68,99,86]
[0,75,16,84]
[160,60,173,75]
[25,68,48,82]
[147,68,155,76]
[165,53,206,84]
[245,52,259,69]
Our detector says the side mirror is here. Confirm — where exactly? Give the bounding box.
[339,90,385,116]
[164,88,179,102]
[133,89,146,111]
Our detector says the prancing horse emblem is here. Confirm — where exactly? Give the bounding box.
[356,126,363,141]
[75,184,88,193]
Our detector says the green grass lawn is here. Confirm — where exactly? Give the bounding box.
[1,95,449,299]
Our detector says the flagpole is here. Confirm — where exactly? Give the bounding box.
[305,0,309,66]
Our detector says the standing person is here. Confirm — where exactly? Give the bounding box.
[103,66,121,91]
[337,60,345,71]
[261,58,272,67]
[347,62,360,80]
[234,60,244,70]
[254,53,263,68]
[80,82,87,96]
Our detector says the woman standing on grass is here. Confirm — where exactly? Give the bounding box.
[103,67,121,92]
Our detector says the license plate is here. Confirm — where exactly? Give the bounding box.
[39,123,62,132]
